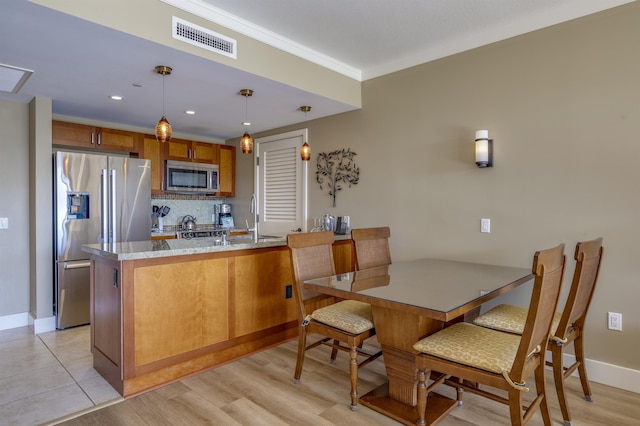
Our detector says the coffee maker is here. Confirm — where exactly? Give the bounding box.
[214,203,233,228]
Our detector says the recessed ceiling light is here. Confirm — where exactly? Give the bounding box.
[184,110,196,115]
[242,121,251,126]
[109,95,123,101]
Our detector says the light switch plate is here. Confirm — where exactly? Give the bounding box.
[480,218,490,233]
[0,217,8,229]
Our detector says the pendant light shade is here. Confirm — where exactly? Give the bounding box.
[300,106,311,161]
[155,116,172,143]
[300,141,311,161]
[240,89,253,154]
[155,65,172,143]
[241,130,253,154]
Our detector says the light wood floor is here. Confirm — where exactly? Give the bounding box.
[54,336,640,426]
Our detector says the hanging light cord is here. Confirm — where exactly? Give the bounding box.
[244,93,249,127]
[162,73,166,117]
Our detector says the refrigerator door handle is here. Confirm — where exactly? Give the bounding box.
[64,261,92,269]
[110,169,117,243]
[101,169,108,244]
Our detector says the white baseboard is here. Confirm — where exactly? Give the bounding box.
[581,355,640,394]
[0,312,29,331]
[545,351,639,395]
[30,313,56,334]
[0,312,56,334]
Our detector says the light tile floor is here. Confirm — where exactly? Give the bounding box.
[0,325,122,426]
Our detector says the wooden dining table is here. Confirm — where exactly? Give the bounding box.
[304,258,534,426]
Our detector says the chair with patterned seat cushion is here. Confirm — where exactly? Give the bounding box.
[414,243,566,426]
[287,231,382,410]
[351,226,391,270]
[472,238,603,426]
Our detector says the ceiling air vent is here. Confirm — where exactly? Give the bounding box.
[172,16,237,59]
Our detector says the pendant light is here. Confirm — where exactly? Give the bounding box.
[239,89,254,154]
[155,65,172,143]
[300,106,311,161]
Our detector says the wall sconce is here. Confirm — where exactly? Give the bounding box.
[300,106,311,161]
[475,130,493,168]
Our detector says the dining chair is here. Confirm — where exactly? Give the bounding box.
[413,243,566,426]
[351,226,391,270]
[287,231,382,410]
[472,238,603,426]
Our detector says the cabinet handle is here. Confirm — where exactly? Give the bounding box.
[188,149,192,159]
[193,150,197,160]
[113,268,118,288]
[97,133,101,145]
[91,132,95,145]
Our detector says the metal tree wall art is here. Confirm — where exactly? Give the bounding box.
[316,149,359,207]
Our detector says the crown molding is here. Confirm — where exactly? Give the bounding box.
[161,0,362,81]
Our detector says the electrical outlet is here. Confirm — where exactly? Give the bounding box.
[480,218,490,233]
[0,217,8,229]
[608,312,622,331]
[479,290,490,296]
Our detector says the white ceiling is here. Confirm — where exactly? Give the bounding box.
[0,0,633,141]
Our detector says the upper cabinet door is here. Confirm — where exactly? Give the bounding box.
[218,145,235,197]
[98,128,140,152]
[165,138,192,161]
[141,135,166,195]
[52,121,98,148]
[192,142,218,164]
[166,139,219,164]
[52,121,140,153]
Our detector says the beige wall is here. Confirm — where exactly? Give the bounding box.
[0,99,30,316]
[237,3,640,370]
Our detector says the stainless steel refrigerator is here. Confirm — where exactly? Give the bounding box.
[54,151,151,329]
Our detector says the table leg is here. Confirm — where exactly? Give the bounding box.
[360,307,458,425]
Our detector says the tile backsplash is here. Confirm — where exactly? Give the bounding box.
[152,194,227,231]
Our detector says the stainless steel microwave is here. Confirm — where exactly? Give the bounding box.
[166,160,219,193]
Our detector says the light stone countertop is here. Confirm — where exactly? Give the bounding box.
[83,233,351,261]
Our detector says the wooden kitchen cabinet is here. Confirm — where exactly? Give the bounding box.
[52,120,140,153]
[140,135,166,194]
[53,120,236,197]
[166,138,219,164]
[88,240,352,397]
[333,239,355,274]
[90,256,123,395]
[217,145,235,196]
[233,249,297,337]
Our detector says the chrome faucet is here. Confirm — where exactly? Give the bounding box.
[248,193,258,242]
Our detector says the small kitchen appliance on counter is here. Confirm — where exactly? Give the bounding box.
[218,203,233,229]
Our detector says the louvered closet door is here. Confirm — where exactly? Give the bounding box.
[255,129,308,235]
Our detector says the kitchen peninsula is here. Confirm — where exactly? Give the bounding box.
[82,235,354,397]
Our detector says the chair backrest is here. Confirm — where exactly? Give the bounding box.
[351,227,392,270]
[287,231,336,319]
[511,244,566,381]
[554,238,603,340]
